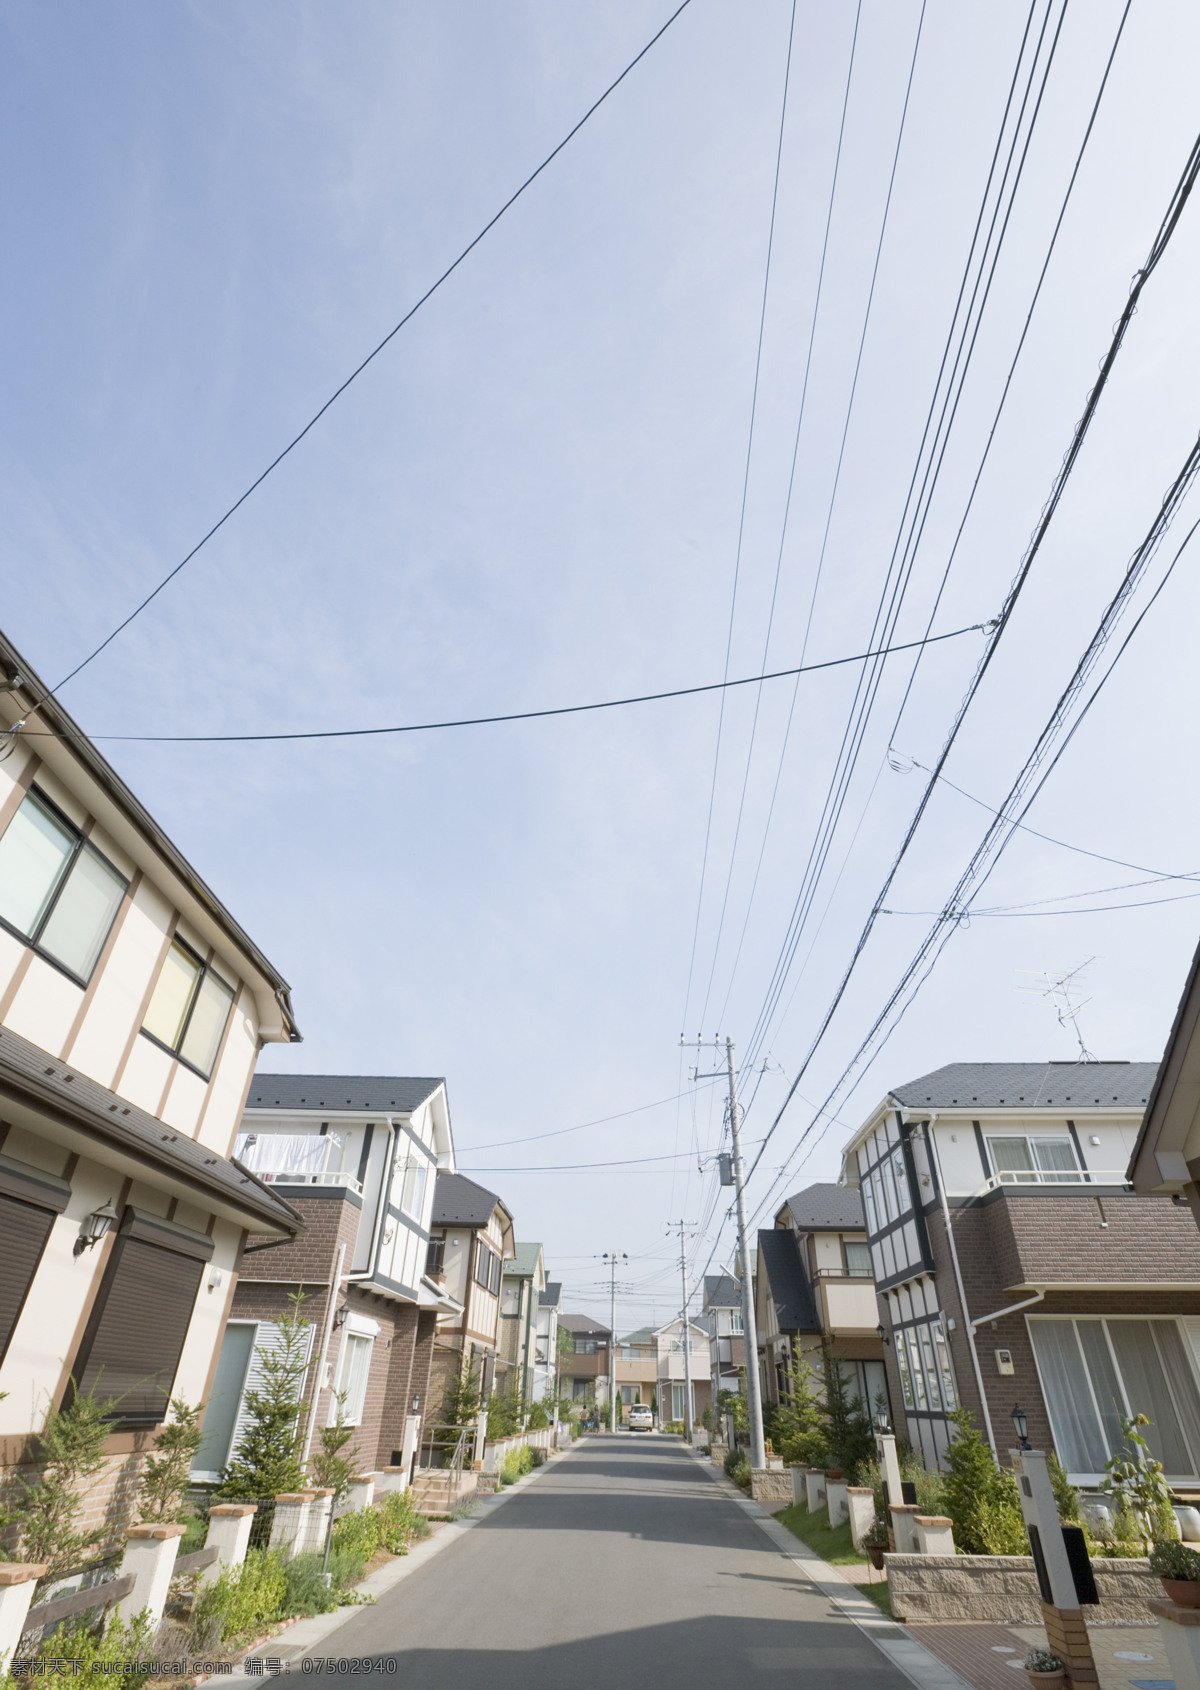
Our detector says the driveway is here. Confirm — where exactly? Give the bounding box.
[311,1435,920,1687]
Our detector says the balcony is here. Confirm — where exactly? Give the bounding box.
[982,1168,1129,1191]
[234,1132,364,1196]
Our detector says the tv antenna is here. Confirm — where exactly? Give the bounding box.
[1022,959,1097,1063]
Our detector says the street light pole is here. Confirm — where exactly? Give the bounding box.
[724,1038,765,1471]
[668,1219,694,1443]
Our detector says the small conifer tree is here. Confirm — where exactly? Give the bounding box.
[820,1347,874,1479]
[137,1398,204,1521]
[773,1355,825,1469]
[441,1362,482,1436]
[3,1386,117,1577]
[311,1390,356,1506]
[940,1406,1027,1555]
[214,1292,310,1503]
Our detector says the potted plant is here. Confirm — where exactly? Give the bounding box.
[1150,1538,1200,1606]
[824,1468,844,1481]
[1023,1647,1064,1686]
[864,1517,889,1570]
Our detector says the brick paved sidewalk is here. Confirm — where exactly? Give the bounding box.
[908,1619,1172,1690]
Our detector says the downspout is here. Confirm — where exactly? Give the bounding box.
[302,1240,346,1468]
[922,1115,997,1453]
[346,1115,398,1283]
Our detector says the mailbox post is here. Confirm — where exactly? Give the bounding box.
[1012,1448,1099,1686]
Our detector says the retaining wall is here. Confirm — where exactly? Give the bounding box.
[886,1553,1155,1625]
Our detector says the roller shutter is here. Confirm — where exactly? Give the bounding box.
[0,1153,71,1367]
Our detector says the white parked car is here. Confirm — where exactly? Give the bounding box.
[627,1404,654,1432]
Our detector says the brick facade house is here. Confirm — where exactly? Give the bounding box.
[841,1063,1200,1483]
[193,1074,460,1489]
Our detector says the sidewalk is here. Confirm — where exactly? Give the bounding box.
[907,1618,1171,1690]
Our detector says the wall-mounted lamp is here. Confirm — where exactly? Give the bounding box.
[1011,1403,1030,1450]
[875,1323,890,1346]
[208,1267,223,1294]
[411,1394,420,1412]
[74,1200,118,1258]
[332,1304,349,1329]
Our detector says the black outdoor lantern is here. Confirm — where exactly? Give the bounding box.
[875,1323,890,1346]
[1011,1403,1030,1449]
[74,1199,118,1258]
[876,1409,891,1434]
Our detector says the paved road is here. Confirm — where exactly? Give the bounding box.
[312,1436,914,1688]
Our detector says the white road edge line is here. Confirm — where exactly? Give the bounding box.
[683,1448,974,1690]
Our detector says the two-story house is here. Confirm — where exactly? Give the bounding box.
[192,1074,460,1487]
[534,1279,562,1405]
[424,1172,514,1416]
[559,1313,611,1409]
[0,627,301,1543]
[842,1062,1200,1482]
[614,1327,658,1416]
[654,1317,711,1429]
[702,1274,745,1408]
[498,1242,545,1409]
[757,1183,888,1415]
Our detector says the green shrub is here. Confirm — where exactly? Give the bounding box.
[663,1421,683,1435]
[378,1490,426,1551]
[527,1401,549,1430]
[570,1421,581,1440]
[332,1506,382,1563]
[940,1408,1027,1556]
[730,1458,752,1491]
[282,1553,339,1617]
[723,1446,744,1478]
[326,1544,367,1590]
[1150,1539,1200,1580]
[530,1446,546,1468]
[191,1548,287,1647]
[14,1608,155,1686]
[486,1384,522,1439]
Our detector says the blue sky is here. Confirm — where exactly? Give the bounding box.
[4,0,1200,1327]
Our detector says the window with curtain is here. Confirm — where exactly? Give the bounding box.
[475,1242,496,1290]
[986,1135,1081,1183]
[397,1154,429,1221]
[336,1332,375,1425]
[672,1384,687,1421]
[893,1318,956,1416]
[142,937,235,1077]
[1029,1317,1200,1478]
[0,790,127,982]
[844,1241,873,1276]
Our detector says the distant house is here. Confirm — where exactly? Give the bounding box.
[193,1074,460,1488]
[535,1279,562,1404]
[654,1317,712,1429]
[559,1312,611,1408]
[614,1326,658,1416]
[498,1241,545,1407]
[425,1172,514,1416]
[842,1061,1200,1478]
[758,1183,888,1416]
[0,626,301,1543]
[702,1274,745,1407]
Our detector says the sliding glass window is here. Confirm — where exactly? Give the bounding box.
[142,938,235,1078]
[0,790,126,982]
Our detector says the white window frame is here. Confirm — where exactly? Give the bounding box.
[331,1313,380,1427]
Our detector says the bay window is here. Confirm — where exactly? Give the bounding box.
[0,790,127,982]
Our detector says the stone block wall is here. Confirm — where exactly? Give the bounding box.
[750,1468,792,1506]
[886,1553,1155,1625]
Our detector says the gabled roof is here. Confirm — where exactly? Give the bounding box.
[618,1326,655,1346]
[757,1229,820,1333]
[246,1075,444,1112]
[540,1281,562,1308]
[430,1172,502,1228]
[781,1182,865,1231]
[559,1312,610,1335]
[503,1241,543,1278]
[703,1274,740,1309]
[889,1062,1157,1110]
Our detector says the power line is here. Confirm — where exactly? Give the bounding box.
[10,624,986,746]
[44,0,697,700]
[744,117,1200,1179]
[452,1084,717,1152]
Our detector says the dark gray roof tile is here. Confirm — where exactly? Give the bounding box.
[430,1171,501,1227]
[782,1182,865,1231]
[890,1061,1156,1110]
[247,1074,443,1112]
[758,1230,821,1333]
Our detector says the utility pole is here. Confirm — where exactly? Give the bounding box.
[602,1251,626,1433]
[682,1035,765,1470]
[667,1219,695,1443]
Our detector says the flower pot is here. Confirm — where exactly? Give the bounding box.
[824,1468,844,1481]
[865,1543,886,1570]
[1161,1577,1200,1608]
[1025,1673,1065,1688]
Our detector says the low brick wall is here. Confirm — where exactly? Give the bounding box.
[750,1468,792,1506]
[886,1553,1155,1625]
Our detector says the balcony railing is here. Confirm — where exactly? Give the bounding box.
[814,1267,874,1279]
[983,1169,1130,1191]
[256,1168,364,1195]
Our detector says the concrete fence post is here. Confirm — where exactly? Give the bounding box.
[889,1504,922,1554]
[270,1492,315,1557]
[200,1505,256,1587]
[790,1467,806,1507]
[915,1515,955,1556]
[376,1466,409,1495]
[0,1563,47,1674]
[826,1479,850,1528]
[846,1487,876,1552]
[473,1412,488,1470]
[307,1489,335,1554]
[346,1474,377,1513]
[804,1470,827,1513]
[115,1524,186,1630]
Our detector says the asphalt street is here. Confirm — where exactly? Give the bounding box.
[307,1435,916,1688]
